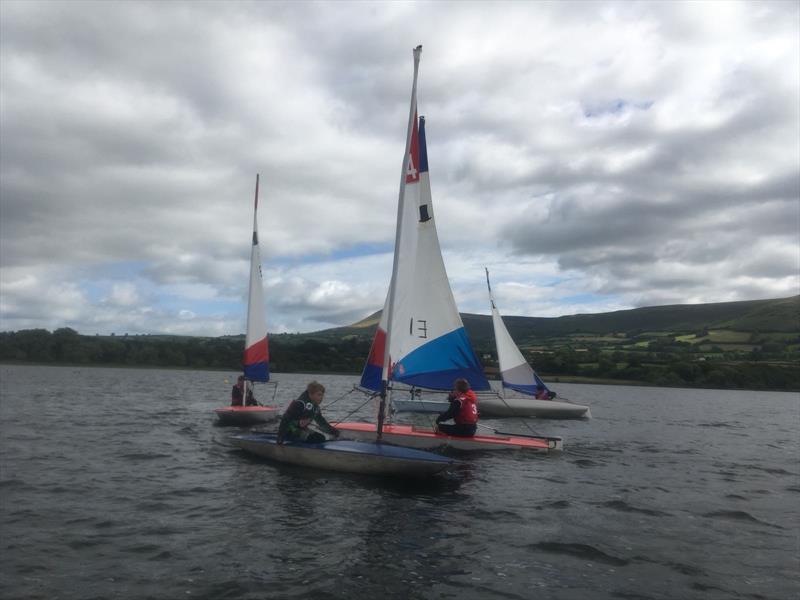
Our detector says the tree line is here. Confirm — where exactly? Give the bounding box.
[1,327,797,391]
[0,328,372,375]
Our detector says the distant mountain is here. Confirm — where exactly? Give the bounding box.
[318,295,800,342]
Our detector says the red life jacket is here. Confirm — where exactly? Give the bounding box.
[454,390,478,425]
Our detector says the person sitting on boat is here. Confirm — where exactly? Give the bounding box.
[277,381,340,444]
[534,384,558,400]
[231,375,258,406]
[435,378,478,437]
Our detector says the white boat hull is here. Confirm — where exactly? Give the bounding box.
[230,433,458,477]
[336,423,562,452]
[478,397,591,419]
[391,396,590,419]
[214,406,280,425]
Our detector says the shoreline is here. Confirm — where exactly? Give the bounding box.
[2,361,797,393]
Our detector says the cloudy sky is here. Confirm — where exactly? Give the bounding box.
[1,1,798,336]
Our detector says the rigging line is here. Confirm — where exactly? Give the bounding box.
[426,411,438,428]
[330,392,380,426]
[248,380,277,406]
[321,385,360,409]
[268,381,279,405]
[491,391,548,438]
[515,416,546,438]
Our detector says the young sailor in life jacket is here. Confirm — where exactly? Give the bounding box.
[277,381,340,444]
[231,375,258,406]
[435,378,478,437]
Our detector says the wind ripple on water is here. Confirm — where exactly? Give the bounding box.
[701,510,783,529]
[528,541,630,566]
[595,499,673,517]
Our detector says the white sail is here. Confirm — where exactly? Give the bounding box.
[486,269,548,396]
[243,174,269,381]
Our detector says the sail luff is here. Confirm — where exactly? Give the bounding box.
[485,267,496,310]
[382,44,422,386]
[243,173,270,382]
[376,45,423,437]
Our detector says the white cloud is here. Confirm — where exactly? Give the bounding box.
[107,283,140,307]
[1,0,797,335]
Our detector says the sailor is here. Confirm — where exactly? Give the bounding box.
[435,378,478,437]
[535,384,557,400]
[231,375,258,406]
[277,381,340,444]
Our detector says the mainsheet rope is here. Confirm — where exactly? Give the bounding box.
[327,385,380,425]
[488,390,549,438]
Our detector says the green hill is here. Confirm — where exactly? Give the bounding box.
[1,295,798,391]
[322,295,800,341]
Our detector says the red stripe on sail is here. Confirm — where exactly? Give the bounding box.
[366,328,386,367]
[243,337,269,366]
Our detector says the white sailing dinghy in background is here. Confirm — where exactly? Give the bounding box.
[480,268,591,419]
[215,175,279,425]
[334,47,561,453]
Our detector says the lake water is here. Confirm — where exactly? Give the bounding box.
[0,364,798,600]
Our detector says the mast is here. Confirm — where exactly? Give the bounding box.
[485,267,495,310]
[486,267,505,398]
[246,174,259,398]
[377,45,422,440]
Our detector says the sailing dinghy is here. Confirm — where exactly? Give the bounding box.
[480,269,591,419]
[334,47,561,453]
[215,175,279,425]
[230,48,461,477]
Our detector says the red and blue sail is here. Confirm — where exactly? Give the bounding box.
[360,112,489,392]
[243,174,270,382]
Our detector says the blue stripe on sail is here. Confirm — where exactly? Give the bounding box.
[502,374,549,397]
[534,373,549,390]
[418,116,429,173]
[393,328,490,390]
[360,363,383,392]
[244,362,270,382]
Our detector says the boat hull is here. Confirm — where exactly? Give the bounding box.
[478,397,591,419]
[392,396,590,419]
[230,433,457,477]
[336,422,562,452]
[215,406,280,425]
